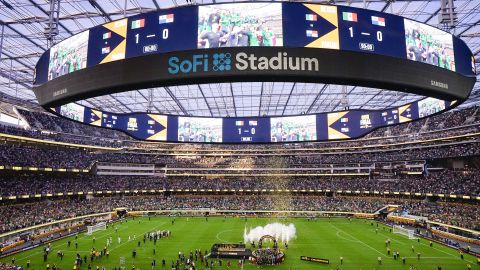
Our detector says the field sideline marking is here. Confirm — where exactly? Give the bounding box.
[417,240,474,264]
[330,224,386,258]
[372,225,475,264]
[403,256,461,259]
[335,230,360,243]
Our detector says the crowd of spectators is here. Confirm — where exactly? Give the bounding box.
[366,106,479,138]
[17,109,130,140]
[0,105,478,237]
[1,139,480,169]
[0,169,479,196]
[0,263,22,270]
[400,201,480,231]
[0,195,478,234]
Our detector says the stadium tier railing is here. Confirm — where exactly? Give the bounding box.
[0,189,478,202]
[0,190,479,204]
[387,215,417,225]
[126,209,376,216]
[0,132,121,151]
[431,228,480,245]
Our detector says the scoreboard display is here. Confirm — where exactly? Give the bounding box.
[52,98,455,143]
[223,118,270,143]
[337,7,406,58]
[37,1,475,143]
[35,2,475,85]
[126,7,197,58]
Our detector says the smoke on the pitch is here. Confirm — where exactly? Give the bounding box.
[243,223,296,244]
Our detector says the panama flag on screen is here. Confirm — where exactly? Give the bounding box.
[159,14,174,24]
[131,18,145,29]
[306,30,319,38]
[102,32,111,39]
[342,12,358,22]
[249,121,257,126]
[305,14,317,21]
[101,47,110,54]
[371,16,386,27]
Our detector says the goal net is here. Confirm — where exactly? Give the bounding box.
[392,225,417,239]
[86,222,107,235]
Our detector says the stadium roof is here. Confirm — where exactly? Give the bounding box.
[0,0,479,117]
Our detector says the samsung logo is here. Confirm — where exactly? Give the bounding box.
[53,88,67,97]
[431,80,448,89]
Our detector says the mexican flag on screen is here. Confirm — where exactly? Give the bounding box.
[131,18,145,29]
[342,12,358,22]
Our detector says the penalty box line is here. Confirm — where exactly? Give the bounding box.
[330,224,386,258]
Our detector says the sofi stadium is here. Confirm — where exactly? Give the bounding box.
[0,0,479,269]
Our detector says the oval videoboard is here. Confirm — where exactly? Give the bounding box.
[33,2,476,143]
[33,1,476,107]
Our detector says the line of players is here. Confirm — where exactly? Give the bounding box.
[34,221,174,270]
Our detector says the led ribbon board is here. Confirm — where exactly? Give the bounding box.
[50,97,455,143]
[33,2,476,143]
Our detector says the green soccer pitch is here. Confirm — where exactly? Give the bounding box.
[1,217,478,270]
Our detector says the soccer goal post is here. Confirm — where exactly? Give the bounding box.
[392,225,417,239]
[86,222,107,235]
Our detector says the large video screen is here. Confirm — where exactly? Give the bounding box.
[59,103,85,122]
[270,115,317,142]
[35,2,475,86]
[404,18,455,71]
[418,97,446,118]
[178,117,223,142]
[198,3,283,48]
[48,31,89,80]
[51,97,454,143]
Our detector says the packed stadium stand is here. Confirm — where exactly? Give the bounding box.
[0,104,479,235]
